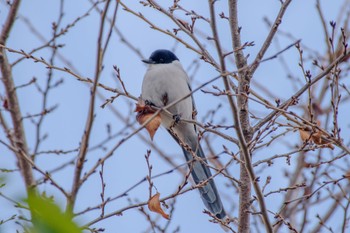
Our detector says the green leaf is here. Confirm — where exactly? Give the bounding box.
[26,192,82,233]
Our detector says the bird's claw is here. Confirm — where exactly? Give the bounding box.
[173,114,181,124]
[145,100,152,106]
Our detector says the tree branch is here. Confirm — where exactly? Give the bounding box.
[0,0,35,190]
[249,0,293,76]
[253,50,350,135]
[228,1,253,232]
[69,0,112,210]
[228,0,274,232]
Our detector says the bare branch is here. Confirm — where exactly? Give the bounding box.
[0,0,35,190]
[249,0,293,76]
[69,0,112,210]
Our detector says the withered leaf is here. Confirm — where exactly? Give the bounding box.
[137,113,161,140]
[299,127,334,150]
[299,129,311,141]
[311,131,335,149]
[148,193,170,220]
[135,99,161,140]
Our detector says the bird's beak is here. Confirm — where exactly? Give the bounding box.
[142,59,155,64]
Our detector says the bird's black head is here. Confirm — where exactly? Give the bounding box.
[142,49,179,64]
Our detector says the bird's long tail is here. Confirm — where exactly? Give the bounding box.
[178,136,226,219]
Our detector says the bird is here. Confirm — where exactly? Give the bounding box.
[140,49,226,219]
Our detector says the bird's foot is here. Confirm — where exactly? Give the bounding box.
[170,114,182,128]
[172,114,181,124]
[145,100,153,106]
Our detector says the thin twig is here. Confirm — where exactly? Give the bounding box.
[69,0,112,210]
[249,0,293,76]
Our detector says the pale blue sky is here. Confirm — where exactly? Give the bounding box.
[0,0,347,232]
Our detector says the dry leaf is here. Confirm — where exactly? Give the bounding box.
[299,127,334,150]
[311,131,325,145]
[311,132,335,149]
[134,98,149,112]
[148,193,170,220]
[135,99,161,140]
[299,129,311,141]
[137,113,161,140]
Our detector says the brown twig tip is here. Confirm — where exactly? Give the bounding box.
[113,65,129,96]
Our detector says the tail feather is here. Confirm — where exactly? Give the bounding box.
[180,141,226,219]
